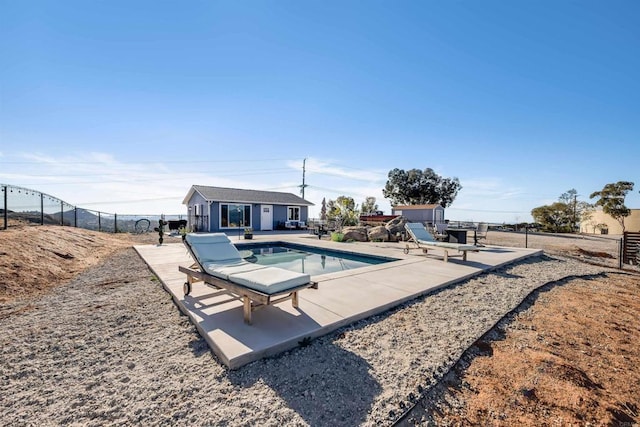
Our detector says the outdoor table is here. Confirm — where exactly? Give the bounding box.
[445,228,469,244]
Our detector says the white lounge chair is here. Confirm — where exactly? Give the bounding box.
[179,233,318,324]
[404,223,480,262]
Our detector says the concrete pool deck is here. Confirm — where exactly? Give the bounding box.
[134,233,542,369]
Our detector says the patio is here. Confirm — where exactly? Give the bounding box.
[134,233,542,369]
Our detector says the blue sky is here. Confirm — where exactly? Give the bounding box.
[1,0,639,223]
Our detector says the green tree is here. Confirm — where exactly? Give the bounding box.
[382,168,461,207]
[326,196,359,227]
[559,188,594,232]
[589,181,635,232]
[580,204,595,232]
[360,196,378,215]
[531,202,575,233]
[532,189,594,233]
[558,189,577,206]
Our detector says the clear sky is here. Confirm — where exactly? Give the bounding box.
[1,0,639,223]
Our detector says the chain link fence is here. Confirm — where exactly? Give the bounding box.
[1,184,185,233]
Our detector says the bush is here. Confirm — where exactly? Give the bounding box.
[331,232,344,242]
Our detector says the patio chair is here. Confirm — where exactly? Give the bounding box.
[403,223,480,262]
[179,233,318,324]
[433,222,448,241]
[474,222,489,246]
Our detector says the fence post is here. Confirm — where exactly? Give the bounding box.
[3,185,7,230]
[60,201,64,226]
[74,207,77,227]
[114,213,118,233]
[525,225,528,248]
[98,212,101,232]
[619,238,623,269]
[40,193,44,225]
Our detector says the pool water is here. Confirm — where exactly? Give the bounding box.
[239,243,396,276]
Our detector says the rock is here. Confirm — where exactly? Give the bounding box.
[368,226,389,242]
[521,388,537,400]
[341,226,368,242]
[385,216,408,241]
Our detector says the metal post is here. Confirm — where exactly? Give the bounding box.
[619,238,623,269]
[60,201,64,226]
[573,194,577,233]
[98,212,101,232]
[3,186,7,230]
[40,193,44,225]
[114,213,118,233]
[525,225,528,248]
[74,207,77,227]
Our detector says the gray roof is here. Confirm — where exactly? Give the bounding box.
[184,185,314,206]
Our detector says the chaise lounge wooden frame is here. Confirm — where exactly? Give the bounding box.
[179,234,318,325]
[403,222,481,262]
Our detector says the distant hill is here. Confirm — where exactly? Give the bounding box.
[2,209,63,226]
[3,206,184,233]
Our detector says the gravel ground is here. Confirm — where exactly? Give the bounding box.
[0,241,619,426]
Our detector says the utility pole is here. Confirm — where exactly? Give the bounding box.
[300,158,308,199]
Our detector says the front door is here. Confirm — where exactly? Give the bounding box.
[260,205,273,231]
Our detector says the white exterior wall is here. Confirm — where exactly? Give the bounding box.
[580,208,640,235]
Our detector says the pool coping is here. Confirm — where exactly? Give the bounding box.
[134,233,542,369]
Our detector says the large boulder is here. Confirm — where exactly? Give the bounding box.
[341,226,368,242]
[368,225,389,242]
[385,216,408,240]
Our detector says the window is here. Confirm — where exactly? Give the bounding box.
[220,204,251,228]
[287,206,300,221]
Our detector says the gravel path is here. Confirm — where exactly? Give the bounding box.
[0,247,616,426]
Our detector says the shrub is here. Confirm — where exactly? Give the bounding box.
[331,232,344,242]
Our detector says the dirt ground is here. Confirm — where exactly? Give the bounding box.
[0,226,128,303]
[425,273,640,426]
[1,225,639,425]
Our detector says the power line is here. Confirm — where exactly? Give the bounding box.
[447,207,529,214]
[305,185,364,196]
[77,196,184,205]
[310,160,387,174]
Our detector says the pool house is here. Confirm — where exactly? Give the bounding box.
[183,185,314,232]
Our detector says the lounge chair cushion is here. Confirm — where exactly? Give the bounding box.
[229,267,312,295]
[184,233,312,295]
[185,233,243,263]
[186,233,231,244]
[205,261,267,280]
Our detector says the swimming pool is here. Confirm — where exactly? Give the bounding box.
[237,242,397,276]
